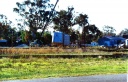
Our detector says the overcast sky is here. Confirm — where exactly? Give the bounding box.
[0,0,128,34]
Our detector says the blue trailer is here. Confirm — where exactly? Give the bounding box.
[52,31,70,46]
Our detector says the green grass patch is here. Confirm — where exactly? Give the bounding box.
[0,57,127,81]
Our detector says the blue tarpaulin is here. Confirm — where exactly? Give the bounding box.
[0,39,7,46]
[98,36,125,47]
[0,39,7,42]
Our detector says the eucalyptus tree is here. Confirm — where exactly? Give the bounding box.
[74,14,88,43]
[0,14,14,39]
[75,14,102,43]
[102,25,116,36]
[0,14,17,46]
[74,13,89,27]
[13,0,59,40]
[82,25,102,43]
[42,31,52,45]
[119,28,128,35]
[0,14,8,39]
[53,7,75,34]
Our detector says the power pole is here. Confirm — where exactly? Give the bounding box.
[41,0,59,37]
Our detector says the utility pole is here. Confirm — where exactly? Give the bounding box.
[41,0,59,37]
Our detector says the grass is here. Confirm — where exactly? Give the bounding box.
[0,47,128,57]
[0,57,127,81]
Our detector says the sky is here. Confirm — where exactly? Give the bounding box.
[0,0,128,34]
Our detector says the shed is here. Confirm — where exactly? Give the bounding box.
[98,36,125,47]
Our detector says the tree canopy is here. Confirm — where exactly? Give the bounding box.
[53,7,75,34]
[102,25,116,36]
[13,0,59,39]
[0,0,114,46]
[74,13,88,27]
[82,25,103,43]
[52,8,103,44]
[0,14,14,39]
[119,28,128,35]
[0,14,17,46]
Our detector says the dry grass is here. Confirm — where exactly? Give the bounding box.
[0,47,66,55]
[0,47,128,57]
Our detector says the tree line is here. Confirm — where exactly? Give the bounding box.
[0,0,127,46]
